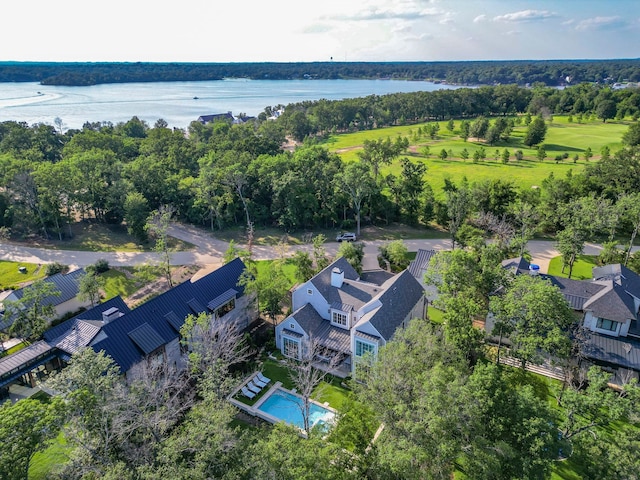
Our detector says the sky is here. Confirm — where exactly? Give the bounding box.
[2,0,639,63]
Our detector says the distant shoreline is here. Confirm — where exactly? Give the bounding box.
[0,59,638,87]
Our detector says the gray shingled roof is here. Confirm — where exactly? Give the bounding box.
[583,281,637,322]
[288,304,351,354]
[584,333,640,371]
[501,257,531,276]
[593,264,640,299]
[546,275,606,310]
[365,270,425,341]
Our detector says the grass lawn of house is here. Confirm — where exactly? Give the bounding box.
[547,255,598,280]
[0,260,46,290]
[100,267,145,300]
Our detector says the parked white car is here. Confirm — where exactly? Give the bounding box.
[336,232,356,242]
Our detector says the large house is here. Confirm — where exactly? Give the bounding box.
[499,258,640,383]
[0,258,255,396]
[275,257,426,380]
[0,268,90,332]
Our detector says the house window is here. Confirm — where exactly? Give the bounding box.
[283,337,300,359]
[596,317,619,332]
[355,339,376,358]
[215,298,235,318]
[332,311,348,327]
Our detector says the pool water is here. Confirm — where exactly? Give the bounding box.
[257,389,335,430]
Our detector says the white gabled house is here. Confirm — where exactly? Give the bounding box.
[275,257,426,380]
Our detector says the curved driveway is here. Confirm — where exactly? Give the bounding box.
[0,223,632,275]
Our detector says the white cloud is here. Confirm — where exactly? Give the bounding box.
[575,16,624,31]
[473,14,487,23]
[493,10,557,23]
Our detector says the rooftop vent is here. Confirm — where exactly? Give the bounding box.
[102,307,122,324]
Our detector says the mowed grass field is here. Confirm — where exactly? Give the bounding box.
[325,115,630,196]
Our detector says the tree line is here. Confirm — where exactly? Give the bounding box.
[1,59,639,86]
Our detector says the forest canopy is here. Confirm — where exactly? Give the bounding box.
[1,59,639,86]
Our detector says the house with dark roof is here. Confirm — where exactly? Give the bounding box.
[0,259,255,397]
[197,112,235,124]
[497,257,640,383]
[0,268,90,332]
[0,296,130,396]
[88,258,255,379]
[275,257,426,380]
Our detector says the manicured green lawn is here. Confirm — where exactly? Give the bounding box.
[255,260,298,288]
[547,255,598,280]
[100,268,143,300]
[0,261,46,289]
[428,307,445,324]
[326,116,629,198]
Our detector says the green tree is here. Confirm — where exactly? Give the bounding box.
[439,148,448,160]
[398,157,427,225]
[145,205,175,287]
[460,148,469,160]
[446,118,455,132]
[618,193,640,265]
[469,116,489,140]
[0,398,64,480]
[501,148,510,164]
[557,226,585,279]
[536,145,547,162]
[78,272,104,308]
[622,122,640,146]
[5,280,60,340]
[523,116,547,146]
[445,179,471,249]
[490,274,574,368]
[600,145,611,161]
[336,161,376,236]
[290,250,315,283]
[459,119,470,141]
[123,191,150,243]
[337,241,364,274]
[379,240,409,271]
[238,260,290,322]
[583,146,593,162]
[596,99,617,122]
[357,136,408,181]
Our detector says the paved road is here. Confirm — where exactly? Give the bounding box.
[0,223,632,275]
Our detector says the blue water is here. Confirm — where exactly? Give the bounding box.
[0,78,460,130]
[257,389,335,430]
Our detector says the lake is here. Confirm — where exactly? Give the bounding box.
[0,78,460,130]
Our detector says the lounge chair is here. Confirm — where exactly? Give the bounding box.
[257,372,271,384]
[247,380,262,394]
[241,386,256,399]
[253,375,268,388]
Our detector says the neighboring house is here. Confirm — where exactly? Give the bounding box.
[275,257,426,380]
[497,257,640,383]
[89,257,254,380]
[0,296,130,394]
[197,112,235,124]
[0,269,90,332]
[0,258,255,395]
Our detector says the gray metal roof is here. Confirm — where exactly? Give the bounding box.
[12,268,86,306]
[0,341,53,377]
[187,298,206,314]
[164,311,183,332]
[53,320,102,355]
[330,301,354,312]
[127,323,165,355]
[409,249,437,279]
[208,288,238,310]
[584,333,640,371]
[354,331,380,343]
[281,328,304,339]
[313,321,351,354]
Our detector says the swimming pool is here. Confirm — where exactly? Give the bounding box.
[256,388,335,431]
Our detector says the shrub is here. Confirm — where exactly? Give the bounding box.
[93,259,110,274]
[45,262,69,276]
